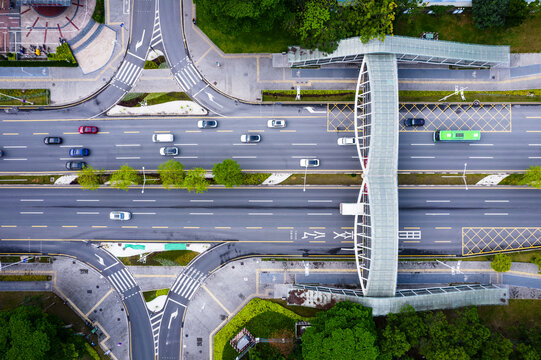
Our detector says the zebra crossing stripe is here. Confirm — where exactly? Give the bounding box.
[110,272,127,292]
[175,74,188,91]
[182,67,196,85]
[187,63,201,80]
[118,62,136,83]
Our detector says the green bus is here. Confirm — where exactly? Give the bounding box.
[433,130,481,142]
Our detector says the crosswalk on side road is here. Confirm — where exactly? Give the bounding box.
[151,9,163,48]
[174,63,201,92]
[170,267,206,300]
[150,311,163,357]
[108,268,137,294]
[114,61,142,87]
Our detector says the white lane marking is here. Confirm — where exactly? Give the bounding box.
[248,200,273,203]
[291,143,317,146]
[115,144,141,147]
[307,213,333,216]
[60,145,82,148]
[469,143,493,146]
[484,200,509,203]
[175,156,198,159]
[20,211,43,214]
[528,157,541,159]
[190,199,213,202]
[232,143,257,146]
[291,156,316,158]
[426,200,450,203]
[133,199,156,202]
[248,212,274,215]
[232,156,257,159]
[3,158,27,161]
[174,143,198,146]
[425,213,450,216]
[308,200,333,203]
[411,156,435,159]
[190,212,214,215]
[76,199,100,202]
[20,199,43,202]
[77,211,100,214]
[410,143,435,146]
[3,146,27,149]
[133,212,156,215]
[116,156,141,159]
[528,144,541,146]
[469,156,493,159]
[351,156,359,159]
[484,213,508,216]
[60,157,82,160]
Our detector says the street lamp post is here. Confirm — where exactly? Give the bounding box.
[462,163,468,191]
[303,165,308,192]
[142,166,146,194]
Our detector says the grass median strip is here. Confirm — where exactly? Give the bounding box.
[398,173,487,186]
[262,90,355,102]
[0,274,51,281]
[120,250,198,266]
[399,90,541,103]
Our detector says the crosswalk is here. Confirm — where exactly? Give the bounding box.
[174,62,201,92]
[150,311,163,357]
[114,61,142,87]
[151,9,163,48]
[108,268,137,298]
[170,267,206,300]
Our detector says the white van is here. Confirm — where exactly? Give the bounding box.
[337,137,356,146]
[152,133,174,142]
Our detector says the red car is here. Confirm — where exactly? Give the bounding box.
[79,126,98,134]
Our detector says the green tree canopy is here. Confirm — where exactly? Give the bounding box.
[521,165,541,188]
[212,159,243,188]
[472,0,509,29]
[184,167,209,194]
[301,301,379,360]
[109,164,140,191]
[0,305,84,360]
[77,166,101,190]
[506,0,529,27]
[491,253,512,272]
[158,160,185,189]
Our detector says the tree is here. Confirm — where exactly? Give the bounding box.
[184,168,209,194]
[212,159,243,188]
[194,0,287,35]
[77,166,101,190]
[491,253,512,272]
[110,164,140,191]
[521,165,541,188]
[472,0,509,29]
[301,301,379,360]
[506,0,529,27]
[378,326,410,360]
[158,160,185,189]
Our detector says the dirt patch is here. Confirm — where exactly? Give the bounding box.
[268,329,295,357]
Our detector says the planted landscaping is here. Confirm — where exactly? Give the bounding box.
[0,89,50,106]
[399,90,541,103]
[262,90,355,102]
[120,250,199,266]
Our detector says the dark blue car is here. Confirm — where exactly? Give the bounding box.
[69,148,90,157]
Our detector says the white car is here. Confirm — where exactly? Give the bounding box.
[267,119,286,128]
[240,134,261,143]
[337,137,356,146]
[300,158,320,167]
[152,133,174,142]
[109,211,131,221]
[159,146,179,156]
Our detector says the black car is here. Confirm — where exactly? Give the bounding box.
[65,161,86,170]
[44,137,62,144]
[0,150,3,157]
[404,118,425,127]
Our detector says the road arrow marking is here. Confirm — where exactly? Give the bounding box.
[94,254,104,266]
[333,231,353,240]
[135,29,146,52]
[168,308,178,329]
[205,92,223,108]
[302,231,325,239]
[304,106,326,114]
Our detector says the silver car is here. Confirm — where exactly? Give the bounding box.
[267,119,286,128]
[240,134,261,143]
[109,211,131,221]
[160,146,179,156]
[197,120,218,128]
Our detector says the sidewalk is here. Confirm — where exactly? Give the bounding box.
[0,257,129,360]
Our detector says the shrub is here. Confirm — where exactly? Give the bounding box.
[144,60,159,69]
[491,253,512,272]
[472,0,509,29]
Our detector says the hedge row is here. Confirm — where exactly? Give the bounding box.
[0,274,51,281]
[0,60,78,67]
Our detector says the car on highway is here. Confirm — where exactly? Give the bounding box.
[79,126,98,134]
[44,136,62,144]
[404,118,425,127]
[240,134,261,143]
[160,146,179,156]
[300,158,320,167]
[337,137,356,146]
[267,119,286,128]
[109,211,131,221]
[0,150,3,157]
[152,133,174,142]
[69,148,90,157]
[197,120,218,128]
[65,161,86,170]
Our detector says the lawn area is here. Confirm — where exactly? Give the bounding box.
[92,0,105,23]
[0,175,62,184]
[395,10,541,53]
[0,274,51,281]
[215,298,309,360]
[399,90,541,103]
[0,292,107,359]
[196,7,295,53]
[398,173,487,186]
[143,288,169,302]
[263,90,356,102]
[0,89,49,106]
[118,92,191,107]
[499,173,525,185]
[120,250,199,266]
[281,173,362,185]
[478,300,541,337]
